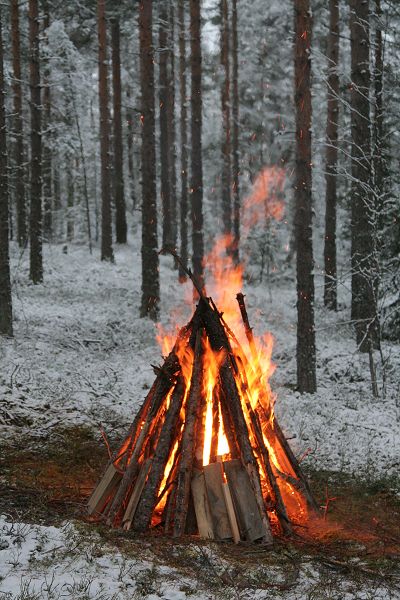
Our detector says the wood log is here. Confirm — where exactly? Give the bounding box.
[191,469,214,539]
[203,462,232,540]
[209,388,220,463]
[87,463,122,516]
[222,482,240,544]
[122,458,152,529]
[223,459,265,542]
[106,347,181,526]
[131,377,186,531]
[173,331,204,537]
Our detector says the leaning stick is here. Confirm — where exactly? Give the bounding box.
[106,349,181,526]
[235,292,319,513]
[173,330,204,537]
[131,377,186,531]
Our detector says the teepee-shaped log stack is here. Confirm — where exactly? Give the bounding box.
[88,292,318,544]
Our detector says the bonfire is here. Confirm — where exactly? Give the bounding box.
[88,241,319,544]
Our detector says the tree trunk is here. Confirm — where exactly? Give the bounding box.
[190,0,204,290]
[294,0,316,393]
[139,0,159,320]
[231,0,240,264]
[159,0,172,250]
[168,2,178,253]
[29,0,43,284]
[323,0,339,311]
[66,158,74,242]
[373,0,384,223]
[125,85,136,211]
[0,4,13,336]
[111,17,127,244]
[42,2,52,243]
[11,0,27,248]
[98,0,114,262]
[220,0,232,242]
[350,0,379,351]
[178,0,188,282]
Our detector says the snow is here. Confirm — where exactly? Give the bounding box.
[0,238,399,598]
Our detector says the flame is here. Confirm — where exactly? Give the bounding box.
[202,337,225,466]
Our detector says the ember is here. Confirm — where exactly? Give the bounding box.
[88,272,319,544]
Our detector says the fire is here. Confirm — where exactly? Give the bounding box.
[153,164,309,531]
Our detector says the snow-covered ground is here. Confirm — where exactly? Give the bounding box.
[0,239,399,599]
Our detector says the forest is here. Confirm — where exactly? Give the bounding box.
[0,0,399,598]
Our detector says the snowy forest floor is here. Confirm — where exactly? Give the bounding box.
[0,240,400,599]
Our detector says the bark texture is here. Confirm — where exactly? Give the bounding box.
[231,0,240,264]
[0,4,13,336]
[11,0,27,248]
[178,0,188,281]
[220,0,232,240]
[190,0,204,290]
[159,0,173,249]
[323,0,339,311]
[29,0,43,284]
[139,0,160,320]
[350,0,379,351]
[294,0,316,393]
[42,2,52,242]
[98,0,114,262]
[111,18,127,244]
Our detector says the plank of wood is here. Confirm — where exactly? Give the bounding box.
[191,469,214,539]
[122,458,152,530]
[88,463,122,515]
[203,462,232,540]
[222,482,240,544]
[224,459,266,542]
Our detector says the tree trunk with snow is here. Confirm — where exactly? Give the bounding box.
[42,2,52,243]
[159,0,172,250]
[294,0,316,393]
[139,0,159,320]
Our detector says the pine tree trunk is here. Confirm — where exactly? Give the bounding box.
[42,2,52,243]
[178,0,188,281]
[66,158,74,242]
[190,0,204,290]
[29,0,43,284]
[231,0,240,264]
[350,0,379,351]
[168,2,178,252]
[323,0,339,311]
[139,0,159,320]
[220,0,232,241]
[0,5,13,336]
[11,0,27,249]
[159,0,172,250]
[294,0,316,393]
[125,85,136,210]
[373,0,384,218]
[111,17,127,244]
[98,0,114,262]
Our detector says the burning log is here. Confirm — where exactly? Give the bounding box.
[88,282,318,545]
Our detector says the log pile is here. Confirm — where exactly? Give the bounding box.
[88,291,319,545]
